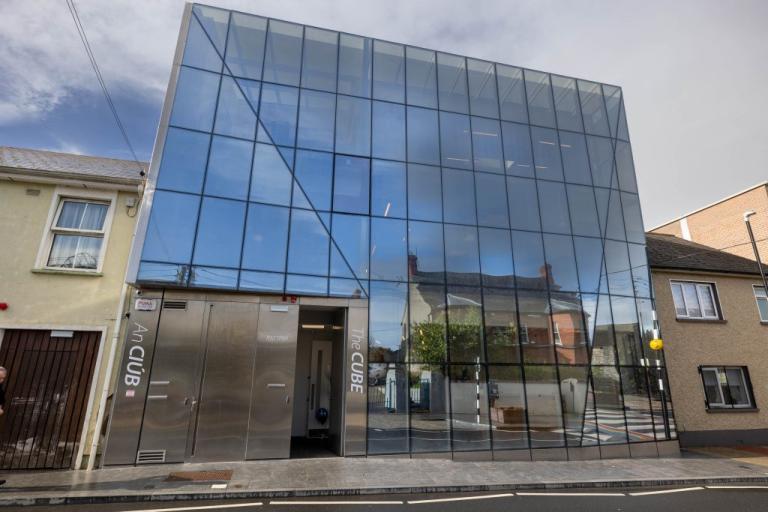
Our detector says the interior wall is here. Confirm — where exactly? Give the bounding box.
[329,309,346,453]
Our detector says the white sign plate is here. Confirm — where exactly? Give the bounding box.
[135,298,157,311]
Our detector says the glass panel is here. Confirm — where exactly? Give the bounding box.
[444,224,480,285]
[329,278,367,298]
[190,266,238,289]
[137,262,187,284]
[372,101,406,161]
[437,52,468,114]
[142,190,199,264]
[373,40,405,103]
[225,12,267,80]
[574,236,605,294]
[551,75,583,132]
[250,142,292,206]
[158,128,209,194]
[605,240,633,296]
[169,67,220,132]
[297,89,335,151]
[756,289,768,321]
[407,106,440,165]
[257,83,299,147]
[467,59,498,118]
[479,228,514,288]
[79,203,108,230]
[370,217,407,281]
[578,80,609,136]
[192,197,245,268]
[439,112,472,170]
[538,180,571,235]
[48,235,102,269]
[406,47,437,108]
[475,173,509,228]
[497,64,528,123]
[611,296,643,365]
[567,184,600,237]
[409,364,451,452]
[543,234,579,293]
[442,168,476,225]
[293,149,332,210]
[671,283,686,317]
[682,282,702,317]
[559,131,591,185]
[628,243,651,298]
[447,286,484,363]
[55,201,86,229]
[285,274,327,295]
[620,367,655,443]
[586,136,615,189]
[698,284,717,318]
[242,203,289,272]
[531,127,563,181]
[333,155,370,214]
[488,365,527,449]
[725,368,751,407]
[649,367,675,439]
[594,188,626,241]
[558,366,598,446]
[592,366,628,444]
[615,141,638,193]
[501,122,534,178]
[450,364,491,451]
[191,5,228,56]
[287,209,329,275]
[408,221,445,283]
[588,294,617,364]
[369,281,408,362]
[507,177,540,231]
[472,117,503,173]
[337,34,372,97]
[301,27,338,92]
[524,70,556,128]
[184,11,224,73]
[484,288,520,363]
[702,369,722,406]
[371,160,406,218]
[603,84,622,139]
[523,365,564,447]
[407,164,442,222]
[518,290,555,364]
[621,192,645,244]
[330,213,369,279]
[214,76,259,139]
[367,364,408,454]
[409,283,447,364]
[335,95,371,156]
[512,230,547,289]
[262,20,303,86]
[204,136,252,200]
[239,270,284,292]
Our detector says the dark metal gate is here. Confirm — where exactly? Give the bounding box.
[0,329,100,469]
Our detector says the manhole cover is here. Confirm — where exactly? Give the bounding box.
[166,470,233,482]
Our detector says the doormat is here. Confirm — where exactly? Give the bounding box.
[166,469,233,482]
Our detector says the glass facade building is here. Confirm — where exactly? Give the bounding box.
[125,3,676,461]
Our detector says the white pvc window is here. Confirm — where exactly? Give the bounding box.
[701,366,754,409]
[46,199,110,270]
[753,286,768,322]
[670,281,719,319]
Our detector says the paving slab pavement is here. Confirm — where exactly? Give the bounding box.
[1,450,767,507]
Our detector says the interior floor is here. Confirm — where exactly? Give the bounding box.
[289,436,337,459]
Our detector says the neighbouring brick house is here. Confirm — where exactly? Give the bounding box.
[647,232,768,447]
[650,181,768,263]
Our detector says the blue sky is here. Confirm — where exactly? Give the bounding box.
[1,0,767,227]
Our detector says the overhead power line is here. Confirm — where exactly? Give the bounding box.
[65,0,145,176]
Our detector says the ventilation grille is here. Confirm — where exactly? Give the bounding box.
[163,301,187,310]
[136,450,166,464]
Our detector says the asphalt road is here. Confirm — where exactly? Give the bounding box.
[8,485,768,511]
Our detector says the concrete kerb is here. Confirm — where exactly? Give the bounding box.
[3,475,768,507]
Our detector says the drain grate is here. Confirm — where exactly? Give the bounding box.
[166,470,233,482]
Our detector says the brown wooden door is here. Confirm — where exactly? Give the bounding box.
[0,329,100,469]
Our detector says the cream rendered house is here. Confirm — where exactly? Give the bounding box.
[0,146,143,469]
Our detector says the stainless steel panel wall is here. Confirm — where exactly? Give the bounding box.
[190,301,259,462]
[138,299,206,463]
[343,306,368,456]
[102,291,162,466]
[246,304,299,459]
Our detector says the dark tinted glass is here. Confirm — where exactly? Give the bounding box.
[578,80,609,136]
[538,180,571,234]
[370,217,407,281]
[472,117,503,173]
[142,190,199,263]
[501,122,533,178]
[225,13,267,80]
[369,281,408,362]
[604,239,633,296]
[406,47,437,108]
[301,27,338,91]
[297,89,335,151]
[335,95,371,156]
[439,112,472,170]
[371,101,406,161]
[523,365,564,448]
[450,364,491,451]
[193,197,245,268]
[479,227,514,287]
[408,164,442,222]
[409,364,450,451]
[367,364,408,453]
[512,230,546,287]
[519,290,555,364]
[559,131,592,185]
[371,160,406,218]
[242,203,289,272]
[524,70,555,128]
[204,136,253,200]
[551,75,583,132]
[628,243,651,298]
[373,40,405,102]
[257,83,298,146]
[615,141,638,193]
[574,236,606,294]
[488,365,528,449]
[621,192,645,244]
[442,168,476,225]
[506,177,540,231]
[333,155,370,214]
[593,366,628,444]
[475,173,509,228]
[612,295,643,365]
[467,59,499,118]
[543,234,579,292]
[407,106,440,165]
[586,135,614,188]
[567,184,600,237]
[157,128,209,194]
[484,290,520,363]
[338,34,372,97]
[444,224,480,285]
[496,64,528,123]
[437,52,468,114]
[262,20,302,86]
[408,221,445,283]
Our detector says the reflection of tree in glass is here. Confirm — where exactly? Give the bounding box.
[410,321,445,365]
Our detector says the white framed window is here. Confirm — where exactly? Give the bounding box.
[36,188,117,273]
[700,366,755,409]
[519,324,529,344]
[553,322,562,345]
[670,280,720,319]
[753,285,768,322]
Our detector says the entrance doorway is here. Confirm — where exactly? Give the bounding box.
[290,307,345,458]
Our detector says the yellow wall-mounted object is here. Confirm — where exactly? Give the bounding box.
[649,338,664,351]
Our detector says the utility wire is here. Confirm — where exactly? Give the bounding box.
[65,0,145,176]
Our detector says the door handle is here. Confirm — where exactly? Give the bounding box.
[286,395,290,405]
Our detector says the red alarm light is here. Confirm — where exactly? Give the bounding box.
[0,303,8,311]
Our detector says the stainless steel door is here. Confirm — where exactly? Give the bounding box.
[307,340,333,434]
[189,301,259,462]
[246,303,299,459]
[137,299,206,463]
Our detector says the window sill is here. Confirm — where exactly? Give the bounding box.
[31,268,103,277]
[706,407,759,414]
[675,318,726,324]
[760,321,768,326]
